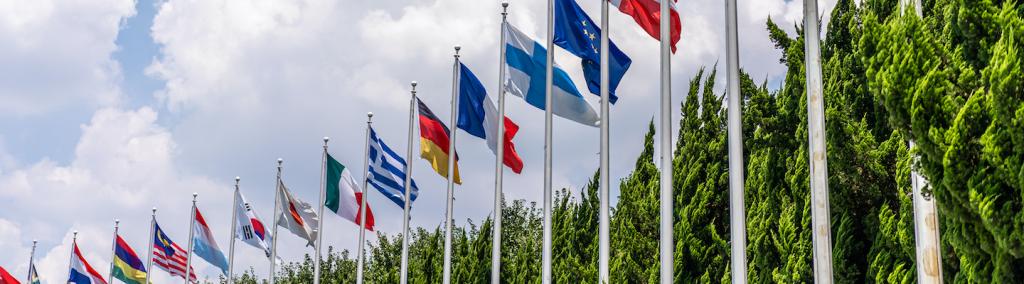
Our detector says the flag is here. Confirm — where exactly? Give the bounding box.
[27,264,39,284]
[610,0,681,52]
[68,242,107,284]
[417,98,462,184]
[192,207,229,275]
[503,22,600,126]
[235,190,273,257]
[275,180,319,247]
[367,127,420,208]
[0,266,19,284]
[554,0,633,103]
[456,63,525,173]
[152,222,198,282]
[111,235,147,284]
[325,153,376,231]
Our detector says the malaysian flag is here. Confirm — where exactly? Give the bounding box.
[152,222,198,283]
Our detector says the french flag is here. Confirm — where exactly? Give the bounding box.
[69,242,107,284]
[610,0,681,52]
[456,63,524,173]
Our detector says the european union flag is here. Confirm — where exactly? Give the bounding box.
[554,0,632,104]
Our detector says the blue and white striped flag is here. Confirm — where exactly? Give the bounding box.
[367,127,420,208]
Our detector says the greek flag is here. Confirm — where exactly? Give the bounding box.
[367,127,419,208]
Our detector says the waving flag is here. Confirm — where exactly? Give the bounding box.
[367,127,420,208]
[503,22,599,126]
[554,0,632,103]
[610,0,681,52]
[152,222,198,282]
[192,207,229,275]
[27,264,39,284]
[456,63,524,173]
[325,153,376,231]
[68,242,107,284]
[417,98,462,184]
[235,190,272,257]
[111,235,147,284]
[275,180,319,246]
[0,266,19,284]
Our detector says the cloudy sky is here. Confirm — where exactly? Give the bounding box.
[0,0,834,282]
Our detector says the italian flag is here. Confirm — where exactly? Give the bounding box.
[325,153,375,231]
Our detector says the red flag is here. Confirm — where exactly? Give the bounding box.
[610,0,681,52]
[0,266,20,284]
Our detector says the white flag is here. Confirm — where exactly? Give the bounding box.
[275,180,319,246]
[234,190,273,257]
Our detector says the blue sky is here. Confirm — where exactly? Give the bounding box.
[0,0,833,282]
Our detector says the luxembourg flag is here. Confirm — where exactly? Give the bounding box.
[192,207,230,275]
[69,242,107,284]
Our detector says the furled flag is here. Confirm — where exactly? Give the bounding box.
[68,242,107,284]
[275,180,319,247]
[27,264,39,284]
[554,0,633,103]
[456,63,524,173]
[111,235,147,284]
[325,153,376,230]
[152,222,198,282]
[610,0,681,52]
[417,98,462,184]
[234,190,272,257]
[503,22,600,126]
[367,127,420,208]
[191,207,230,275]
[0,266,19,284]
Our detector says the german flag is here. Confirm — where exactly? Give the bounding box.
[418,98,461,184]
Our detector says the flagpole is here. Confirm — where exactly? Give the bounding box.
[68,230,78,282]
[108,219,120,283]
[314,137,329,284]
[443,45,461,284]
[492,2,509,283]
[543,0,555,282]
[802,0,833,282]
[270,159,283,284]
[185,193,198,284]
[598,0,611,281]
[724,0,748,282]
[400,82,417,284]
[146,208,156,284]
[658,0,674,281]
[27,239,37,284]
[356,113,373,284]
[227,177,241,284]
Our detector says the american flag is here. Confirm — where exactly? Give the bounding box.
[152,221,198,283]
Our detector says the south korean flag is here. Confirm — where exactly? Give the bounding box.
[234,189,273,257]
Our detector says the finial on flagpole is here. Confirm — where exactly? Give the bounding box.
[152,207,157,215]
[73,230,78,240]
[411,81,418,88]
[278,158,283,165]
[193,192,198,202]
[115,219,120,225]
[502,0,509,10]
[324,137,330,143]
[236,176,241,183]
[454,45,461,57]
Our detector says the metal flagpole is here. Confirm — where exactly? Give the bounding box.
[227,177,241,284]
[443,46,462,284]
[492,3,509,283]
[598,0,611,282]
[803,0,833,282]
[68,231,78,281]
[270,159,283,284]
[314,137,329,284]
[543,0,555,282]
[357,113,373,284]
[400,82,417,284]
[108,219,120,283]
[724,0,748,282]
[146,208,156,284]
[27,239,37,284]
[185,193,198,284]
[658,0,674,281]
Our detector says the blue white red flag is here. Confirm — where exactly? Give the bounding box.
[68,242,107,284]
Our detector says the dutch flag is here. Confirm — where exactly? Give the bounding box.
[69,242,107,284]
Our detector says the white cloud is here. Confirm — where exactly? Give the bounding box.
[0,0,134,116]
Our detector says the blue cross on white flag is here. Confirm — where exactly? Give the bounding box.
[367,127,420,208]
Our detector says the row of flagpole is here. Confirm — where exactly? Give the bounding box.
[8,1,947,284]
